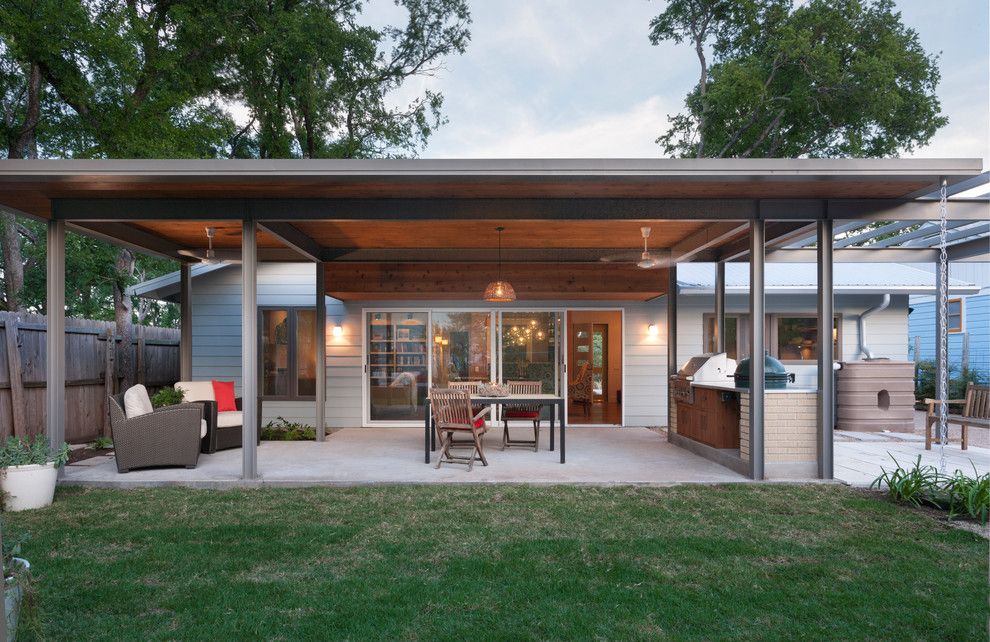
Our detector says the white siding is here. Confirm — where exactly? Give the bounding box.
[187,264,909,430]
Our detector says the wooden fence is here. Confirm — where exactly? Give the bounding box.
[0,311,180,444]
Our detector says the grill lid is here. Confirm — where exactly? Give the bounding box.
[734,352,788,378]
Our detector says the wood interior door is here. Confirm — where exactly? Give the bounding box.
[570,322,607,403]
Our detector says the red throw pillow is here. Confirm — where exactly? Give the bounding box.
[211,380,237,412]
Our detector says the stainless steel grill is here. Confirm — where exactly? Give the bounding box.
[670,353,737,405]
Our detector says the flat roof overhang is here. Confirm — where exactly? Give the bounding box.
[1,158,985,300]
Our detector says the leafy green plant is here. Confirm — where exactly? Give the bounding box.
[871,455,944,508]
[92,436,113,450]
[944,466,990,525]
[150,386,185,409]
[0,436,70,469]
[914,360,987,406]
[261,417,316,441]
[872,455,990,524]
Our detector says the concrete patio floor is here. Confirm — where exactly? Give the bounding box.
[62,427,749,487]
[61,425,990,488]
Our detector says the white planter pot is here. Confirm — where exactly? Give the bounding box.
[1,463,58,511]
[5,557,29,642]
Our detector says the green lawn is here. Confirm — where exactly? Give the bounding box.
[6,484,987,640]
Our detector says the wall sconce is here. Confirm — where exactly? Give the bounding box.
[434,334,444,344]
[647,323,658,336]
[332,324,343,338]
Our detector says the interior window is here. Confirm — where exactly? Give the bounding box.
[775,316,840,362]
[262,308,317,399]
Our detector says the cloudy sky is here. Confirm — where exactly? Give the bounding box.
[369,0,990,163]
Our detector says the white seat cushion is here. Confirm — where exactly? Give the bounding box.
[217,411,243,428]
[123,384,154,419]
[175,381,216,403]
[200,419,208,438]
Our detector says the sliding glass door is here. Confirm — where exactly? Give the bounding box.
[431,311,493,386]
[366,311,429,422]
[497,311,561,394]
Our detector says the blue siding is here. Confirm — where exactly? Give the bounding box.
[909,294,990,378]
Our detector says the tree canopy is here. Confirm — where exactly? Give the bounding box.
[0,0,470,329]
[650,0,947,158]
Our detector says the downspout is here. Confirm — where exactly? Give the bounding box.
[857,294,891,360]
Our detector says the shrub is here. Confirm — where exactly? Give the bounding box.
[151,386,185,409]
[0,436,70,468]
[871,455,943,508]
[945,467,990,524]
[914,360,987,404]
[261,417,316,441]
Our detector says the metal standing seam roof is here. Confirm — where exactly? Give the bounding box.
[676,262,979,295]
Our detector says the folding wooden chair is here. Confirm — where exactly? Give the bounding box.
[429,388,491,470]
[502,380,542,452]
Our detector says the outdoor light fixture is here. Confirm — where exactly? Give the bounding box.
[483,226,516,302]
[648,323,658,336]
[332,324,343,338]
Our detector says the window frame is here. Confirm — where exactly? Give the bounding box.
[701,313,752,360]
[258,306,317,401]
[768,313,842,364]
[947,298,964,333]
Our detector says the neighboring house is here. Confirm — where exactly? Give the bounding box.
[907,261,990,378]
[130,261,978,429]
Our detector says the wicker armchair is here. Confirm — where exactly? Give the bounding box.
[108,393,203,473]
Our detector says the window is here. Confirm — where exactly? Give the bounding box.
[702,314,750,360]
[947,299,964,332]
[261,308,317,399]
[772,315,840,362]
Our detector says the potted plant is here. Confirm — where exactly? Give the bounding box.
[0,436,70,511]
[3,528,31,641]
[150,385,185,409]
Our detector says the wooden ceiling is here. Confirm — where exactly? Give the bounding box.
[128,219,710,250]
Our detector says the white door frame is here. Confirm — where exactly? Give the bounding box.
[563,307,626,427]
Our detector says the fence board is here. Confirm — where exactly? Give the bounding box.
[0,311,180,443]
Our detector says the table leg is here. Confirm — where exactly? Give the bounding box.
[559,400,566,464]
[549,402,556,451]
[424,399,431,464]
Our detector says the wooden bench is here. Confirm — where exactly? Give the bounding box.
[925,383,990,450]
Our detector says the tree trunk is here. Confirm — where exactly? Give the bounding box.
[0,208,24,311]
[113,248,136,390]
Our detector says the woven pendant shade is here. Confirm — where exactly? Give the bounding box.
[483,226,516,302]
[483,279,516,302]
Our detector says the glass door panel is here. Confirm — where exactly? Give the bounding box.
[431,312,492,386]
[498,311,560,394]
[262,310,290,397]
[367,311,429,421]
[296,310,317,396]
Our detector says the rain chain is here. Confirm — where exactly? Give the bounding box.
[937,178,949,473]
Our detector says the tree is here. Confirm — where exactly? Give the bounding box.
[651,0,947,158]
[0,0,469,384]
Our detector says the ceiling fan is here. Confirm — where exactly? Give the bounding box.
[177,227,242,264]
[599,227,669,269]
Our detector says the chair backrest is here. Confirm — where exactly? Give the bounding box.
[507,380,541,412]
[570,362,590,385]
[964,383,990,419]
[449,381,482,394]
[429,388,474,428]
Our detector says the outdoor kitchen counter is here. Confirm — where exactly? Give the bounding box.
[689,381,819,394]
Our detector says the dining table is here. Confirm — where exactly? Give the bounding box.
[424,393,566,464]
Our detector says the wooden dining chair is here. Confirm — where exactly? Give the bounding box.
[429,388,491,470]
[503,380,542,451]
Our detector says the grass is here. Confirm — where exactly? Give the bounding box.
[6,484,988,640]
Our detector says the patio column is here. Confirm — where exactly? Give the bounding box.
[46,220,66,452]
[714,261,726,353]
[242,220,259,479]
[179,263,193,381]
[667,264,677,431]
[315,262,326,441]
[817,218,834,479]
[749,219,765,480]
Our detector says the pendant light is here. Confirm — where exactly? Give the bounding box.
[483,226,516,302]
